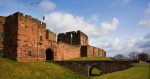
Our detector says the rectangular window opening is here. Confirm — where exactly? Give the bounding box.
[28,51,32,56]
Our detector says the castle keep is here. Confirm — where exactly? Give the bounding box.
[0,12,106,62]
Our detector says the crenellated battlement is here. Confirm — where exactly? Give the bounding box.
[7,12,46,28]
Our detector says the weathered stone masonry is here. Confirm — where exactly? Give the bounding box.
[0,16,5,53]
[54,60,132,76]
[2,12,106,62]
[57,30,88,46]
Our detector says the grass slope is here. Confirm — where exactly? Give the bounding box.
[92,63,150,79]
[0,57,149,79]
[0,57,89,79]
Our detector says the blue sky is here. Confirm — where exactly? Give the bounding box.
[0,0,150,57]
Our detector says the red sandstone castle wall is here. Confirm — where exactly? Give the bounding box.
[0,24,3,51]
[3,12,106,62]
[55,42,80,60]
[46,30,56,42]
[87,45,106,57]
[16,12,47,61]
[81,45,106,57]
[3,13,18,59]
[0,16,5,51]
[57,30,88,46]
[79,31,88,46]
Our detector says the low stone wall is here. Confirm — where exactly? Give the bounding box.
[53,60,132,76]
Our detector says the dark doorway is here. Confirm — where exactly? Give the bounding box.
[46,49,54,60]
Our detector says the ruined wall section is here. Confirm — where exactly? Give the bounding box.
[81,45,106,57]
[57,31,74,45]
[3,13,18,59]
[77,30,88,46]
[55,42,81,60]
[57,30,88,46]
[17,12,46,61]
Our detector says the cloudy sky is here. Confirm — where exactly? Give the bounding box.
[0,0,150,56]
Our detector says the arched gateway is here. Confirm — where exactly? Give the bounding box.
[45,49,54,60]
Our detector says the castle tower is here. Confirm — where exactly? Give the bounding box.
[3,12,47,61]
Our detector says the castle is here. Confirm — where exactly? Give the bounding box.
[0,12,106,62]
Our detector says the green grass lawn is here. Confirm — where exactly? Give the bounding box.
[0,57,149,79]
[70,56,111,60]
[92,62,150,79]
[0,57,89,79]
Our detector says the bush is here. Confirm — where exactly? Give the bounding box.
[91,68,101,76]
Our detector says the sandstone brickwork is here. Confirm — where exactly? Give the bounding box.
[3,12,106,62]
[46,30,56,42]
[0,16,5,52]
[80,45,106,57]
[57,30,88,45]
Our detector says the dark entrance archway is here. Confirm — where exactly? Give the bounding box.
[46,49,54,60]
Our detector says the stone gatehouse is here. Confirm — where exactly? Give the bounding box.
[1,12,106,62]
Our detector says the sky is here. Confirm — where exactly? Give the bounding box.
[0,0,150,57]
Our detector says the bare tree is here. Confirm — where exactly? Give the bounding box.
[113,54,125,59]
[128,52,138,60]
[138,52,149,62]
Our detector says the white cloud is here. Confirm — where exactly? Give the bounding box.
[138,19,150,27]
[44,11,120,56]
[105,38,122,51]
[102,33,150,56]
[90,36,140,56]
[44,11,119,36]
[126,39,136,48]
[100,18,119,35]
[39,0,56,10]
[135,33,150,54]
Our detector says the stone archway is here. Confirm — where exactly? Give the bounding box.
[88,66,102,76]
[46,49,54,60]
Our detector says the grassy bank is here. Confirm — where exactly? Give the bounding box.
[0,57,149,79]
[0,57,89,79]
[92,62,150,79]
